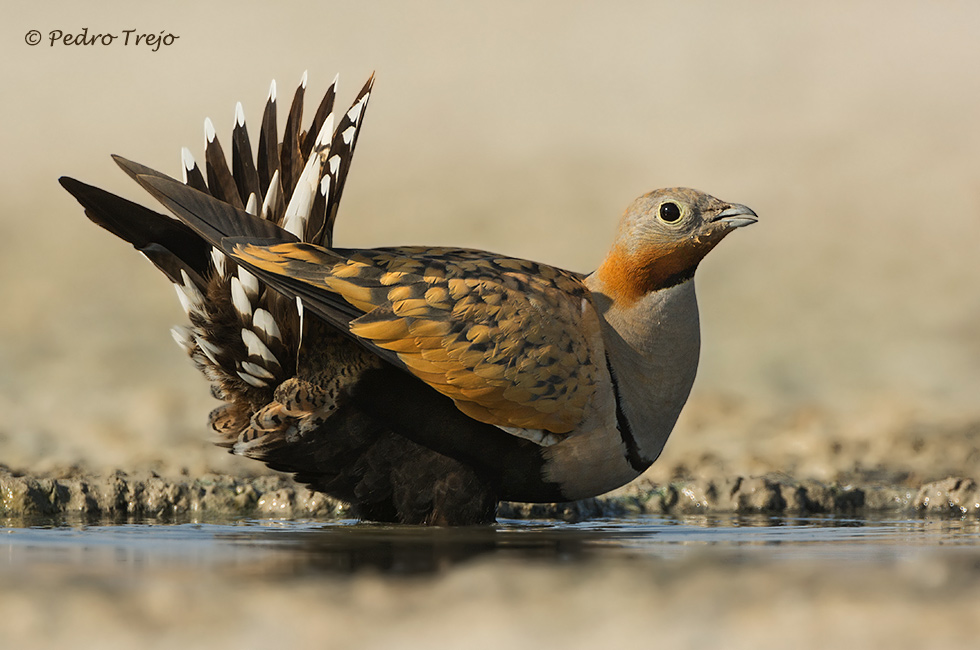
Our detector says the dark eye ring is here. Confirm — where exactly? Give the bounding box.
[659,202,681,223]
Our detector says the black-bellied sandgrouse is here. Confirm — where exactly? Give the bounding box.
[61,73,756,525]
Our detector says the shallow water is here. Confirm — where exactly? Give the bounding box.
[4,514,979,576]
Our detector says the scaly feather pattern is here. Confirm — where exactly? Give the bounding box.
[232,242,599,434]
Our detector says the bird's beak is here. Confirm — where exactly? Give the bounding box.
[711,203,758,229]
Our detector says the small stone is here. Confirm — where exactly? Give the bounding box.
[915,477,980,515]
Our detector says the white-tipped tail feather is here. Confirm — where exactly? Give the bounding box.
[181,148,196,184]
[237,268,260,300]
[241,360,275,380]
[230,276,253,320]
[174,270,204,317]
[260,169,281,220]
[241,328,279,368]
[170,325,194,353]
[245,192,258,215]
[252,308,283,342]
[211,247,228,278]
[237,370,269,388]
[281,144,328,238]
[194,335,223,366]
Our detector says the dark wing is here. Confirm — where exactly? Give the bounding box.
[57,176,210,285]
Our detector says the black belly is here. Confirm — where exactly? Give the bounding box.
[254,363,566,525]
[348,365,566,503]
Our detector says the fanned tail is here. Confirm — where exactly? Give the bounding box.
[59,71,376,445]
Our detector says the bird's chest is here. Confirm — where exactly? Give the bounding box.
[602,280,701,457]
[537,281,701,499]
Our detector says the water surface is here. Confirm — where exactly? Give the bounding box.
[4,514,978,576]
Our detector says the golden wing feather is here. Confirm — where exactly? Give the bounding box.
[233,241,602,434]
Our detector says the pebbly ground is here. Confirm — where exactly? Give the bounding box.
[1,468,978,523]
[3,395,979,521]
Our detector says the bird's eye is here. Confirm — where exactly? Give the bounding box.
[659,202,681,223]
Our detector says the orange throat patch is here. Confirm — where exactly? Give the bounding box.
[596,239,719,305]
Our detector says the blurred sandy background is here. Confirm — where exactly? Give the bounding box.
[2,0,979,476]
[2,2,980,649]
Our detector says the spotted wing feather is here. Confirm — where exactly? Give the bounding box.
[232,241,602,434]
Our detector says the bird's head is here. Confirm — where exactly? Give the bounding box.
[595,188,757,304]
